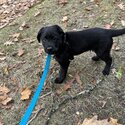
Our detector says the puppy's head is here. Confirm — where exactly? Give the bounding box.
[37,25,64,54]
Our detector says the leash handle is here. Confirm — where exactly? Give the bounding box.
[19,54,51,125]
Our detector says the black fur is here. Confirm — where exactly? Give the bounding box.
[37,25,125,83]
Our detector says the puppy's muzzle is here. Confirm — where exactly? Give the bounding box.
[46,46,55,54]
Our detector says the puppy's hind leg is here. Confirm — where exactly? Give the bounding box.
[100,53,112,75]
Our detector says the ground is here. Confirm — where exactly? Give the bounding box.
[0,0,125,125]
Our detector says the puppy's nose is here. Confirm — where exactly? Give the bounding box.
[47,47,53,51]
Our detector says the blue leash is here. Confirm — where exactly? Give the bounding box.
[19,54,51,125]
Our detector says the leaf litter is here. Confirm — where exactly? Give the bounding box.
[78,115,122,125]
[0,86,13,106]
[0,0,38,29]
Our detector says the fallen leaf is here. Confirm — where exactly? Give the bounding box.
[21,87,32,100]
[75,72,82,84]
[79,115,122,125]
[4,41,15,46]
[38,48,43,56]
[0,86,13,106]
[56,78,75,94]
[0,57,6,61]
[112,43,120,51]
[58,0,68,5]
[121,20,125,26]
[3,66,9,75]
[111,68,116,74]
[62,16,68,22]
[17,48,25,57]
[10,33,20,39]
[115,46,120,51]
[112,43,117,50]
[1,97,13,106]
[34,11,41,17]
[109,117,122,125]
[19,21,29,30]
[0,52,5,56]
[118,3,125,10]
[0,86,10,94]
[105,24,112,29]
[63,82,72,91]
[85,7,92,11]
[0,94,7,102]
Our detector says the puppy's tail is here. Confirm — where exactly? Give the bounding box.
[107,28,125,37]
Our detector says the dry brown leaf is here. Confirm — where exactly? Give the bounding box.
[17,48,25,57]
[118,3,125,10]
[58,0,68,5]
[75,72,82,84]
[85,7,92,11]
[1,97,13,106]
[0,56,6,61]
[19,21,29,30]
[4,41,15,46]
[115,46,120,51]
[0,52,5,56]
[21,87,32,100]
[105,24,112,29]
[0,86,13,106]
[0,94,7,102]
[121,20,125,26]
[109,118,122,125]
[38,48,43,56]
[3,66,9,75]
[56,78,75,94]
[112,42,117,50]
[0,86,10,94]
[79,116,122,125]
[63,82,72,91]
[11,33,20,38]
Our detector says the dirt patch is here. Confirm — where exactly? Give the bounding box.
[0,0,125,125]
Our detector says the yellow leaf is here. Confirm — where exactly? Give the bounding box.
[21,87,32,100]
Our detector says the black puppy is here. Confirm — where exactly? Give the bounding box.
[37,25,125,83]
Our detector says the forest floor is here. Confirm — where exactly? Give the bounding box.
[0,0,125,125]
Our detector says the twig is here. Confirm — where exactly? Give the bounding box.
[40,91,52,99]
[26,107,43,125]
[45,77,104,125]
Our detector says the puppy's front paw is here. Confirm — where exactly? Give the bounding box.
[54,77,64,84]
[102,69,110,75]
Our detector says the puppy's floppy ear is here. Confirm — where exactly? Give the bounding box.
[37,27,44,42]
[54,25,64,35]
